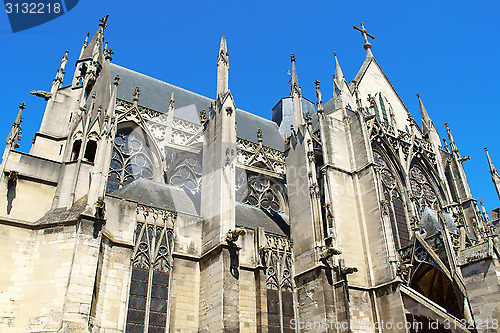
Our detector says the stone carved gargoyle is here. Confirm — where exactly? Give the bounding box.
[341,266,358,275]
[95,196,106,219]
[226,227,246,243]
[30,90,52,101]
[320,246,342,261]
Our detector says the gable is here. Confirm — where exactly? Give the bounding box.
[354,58,421,137]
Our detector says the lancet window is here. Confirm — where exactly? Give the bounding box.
[126,210,174,333]
[106,127,154,193]
[373,150,410,249]
[262,234,295,333]
[409,164,440,217]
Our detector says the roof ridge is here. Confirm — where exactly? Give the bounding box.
[111,63,213,103]
[111,63,278,126]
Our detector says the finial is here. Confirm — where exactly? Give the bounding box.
[257,128,263,143]
[416,92,420,99]
[315,80,324,112]
[444,122,449,129]
[305,111,313,126]
[99,14,109,29]
[333,52,337,57]
[132,86,141,103]
[105,48,114,61]
[83,32,90,47]
[353,22,375,51]
[200,109,207,125]
[291,54,296,62]
[484,147,488,151]
[113,75,120,85]
[19,101,26,110]
[169,92,175,109]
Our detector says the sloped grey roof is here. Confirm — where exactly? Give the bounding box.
[235,110,284,150]
[108,178,199,216]
[110,64,284,150]
[235,202,290,236]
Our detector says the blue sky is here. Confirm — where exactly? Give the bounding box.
[1,1,499,214]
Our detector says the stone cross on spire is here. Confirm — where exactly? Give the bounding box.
[105,48,114,61]
[353,22,375,55]
[99,14,109,29]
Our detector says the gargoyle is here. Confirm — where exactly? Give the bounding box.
[341,266,358,275]
[95,196,106,219]
[226,228,246,243]
[320,246,342,261]
[30,90,52,101]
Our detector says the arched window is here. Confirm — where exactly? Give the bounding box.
[235,171,287,215]
[106,127,154,193]
[409,164,440,217]
[262,234,295,332]
[126,218,174,332]
[373,150,410,249]
[84,140,97,163]
[71,139,82,161]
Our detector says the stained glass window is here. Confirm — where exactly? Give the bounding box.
[106,127,154,194]
[409,165,440,217]
[236,171,286,214]
[373,150,410,249]
[126,219,174,333]
[262,235,296,332]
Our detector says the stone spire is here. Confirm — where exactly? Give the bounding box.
[353,22,375,58]
[165,92,175,142]
[315,80,323,111]
[290,54,304,127]
[444,122,459,155]
[484,147,500,200]
[6,102,25,150]
[54,51,69,85]
[480,198,492,225]
[216,36,229,98]
[79,14,108,65]
[417,93,441,149]
[333,52,350,96]
[79,32,90,59]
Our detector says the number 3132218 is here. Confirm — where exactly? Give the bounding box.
[5,3,62,14]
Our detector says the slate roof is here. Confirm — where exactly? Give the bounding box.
[108,178,199,216]
[235,202,290,237]
[110,64,284,150]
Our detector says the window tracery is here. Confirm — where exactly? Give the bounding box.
[235,171,286,214]
[373,150,410,249]
[106,127,154,193]
[164,147,202,194]
[262,234,295,332]
[409,165,439,216]
[126,210,174,333]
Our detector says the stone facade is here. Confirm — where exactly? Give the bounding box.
[0,17,499,333]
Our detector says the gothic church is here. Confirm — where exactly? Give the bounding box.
[0,16,499,333]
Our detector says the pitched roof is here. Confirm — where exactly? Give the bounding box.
[236,202,290,237]
[108,177,199,216]
[110,64,284,150]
